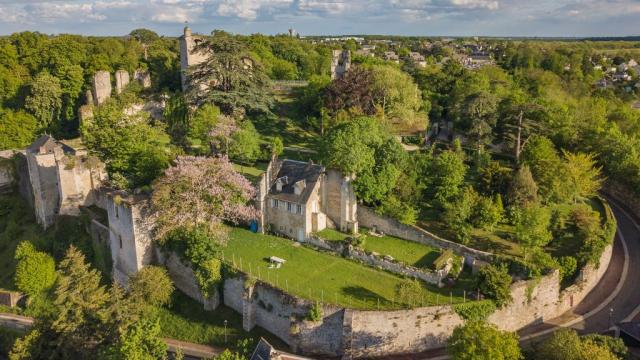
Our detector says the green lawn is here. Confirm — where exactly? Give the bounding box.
[316,228,442,269]
[359,232,442,269]
[158,290,287,351]
[233,162,268,184]
[220,228,469,310]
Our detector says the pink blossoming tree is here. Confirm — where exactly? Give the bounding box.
[151,155,258,244]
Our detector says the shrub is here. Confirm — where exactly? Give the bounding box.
[307,302,323,321]
[129,266,175,307]
[14,242,56,297]
[194,258,223,299]
[379,195,418,225]
[472,195,503,230]
[447,321,521,360]
[582,334,628,359]
[453,300,497,321]
[475,264,512,308]
[557,256,578,283]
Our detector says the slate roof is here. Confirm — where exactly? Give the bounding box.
[619,322,640,341]
[268,160,324,205]
[249,338,274,360]
[27,135,75,155]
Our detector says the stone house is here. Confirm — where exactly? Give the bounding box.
[257,158,358,242]
[25,135,107,229]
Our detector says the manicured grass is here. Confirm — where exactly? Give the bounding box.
[359,232,442,269]
[220,228,468,310]
[157,290,287,351]
[316,228,349,242]
[317,228,441,269]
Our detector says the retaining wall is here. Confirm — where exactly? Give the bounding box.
[357,207,493,262]
[603,180,640,221]
[306,236,452,286]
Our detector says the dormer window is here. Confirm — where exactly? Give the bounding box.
[276,176,288,191]
[293,180,306,195]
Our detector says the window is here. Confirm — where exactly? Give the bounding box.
[297,204,302,214]
[287,202,292,212]
[271,199,278,208]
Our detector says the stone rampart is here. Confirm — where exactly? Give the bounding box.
[603,180,640,221]
[357,206,493,262]
[156,250,219,310]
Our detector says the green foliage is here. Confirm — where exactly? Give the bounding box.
[229,120,262,165]
[514,205,552,260]
[453,300,497,321]
[395,278,424,307]
[81,91,172,189]
[379,195,418,225]
[557,256,578,283]
[508,165,539,208]
[427,149,468,209]
[0,109,38,150]
[443,187,477,244]
[582,334,628,359]
[447,321,521,360]
[476,264,512,307]
[534,329,618,360]
[472,195,504,230]
[270,136,284,157]
[306,302,324,322]
[194,258,223,299]
[433,250,455,271]
[129,266,175,307]
[14,242,56,297]
[103,318,167,360]
[24,71,62,131]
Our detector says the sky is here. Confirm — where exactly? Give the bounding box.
[0,0,639,38]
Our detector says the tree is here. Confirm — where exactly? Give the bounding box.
[521,136,564,203]
[128,266,174,307]
[503,102,543,160]
[447,321,521,360]
[187,30,273,116]
[535,329,618,360]
[0,109,38,150]
[228,120,262,165]
[323,66,379,117]
[562,151,603,203]
[507,166,538,208]
[476,264,512,307]
[427,149,468,209]
[271,136,284,157]
[24,71,63,131]
[14,242,56,297]
[188,103,221,148]
[103,318,167,360]
[368,64,426,130]
[444,187,477,243]
[151,156,258,242]
[395,278,424,307]
[208,115,238,156]
[323,117,405,204]
[514,205,552,261]
[461,92,498,153]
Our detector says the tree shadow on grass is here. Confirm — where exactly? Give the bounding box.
[341,286,393,308]
[414,251,441,269]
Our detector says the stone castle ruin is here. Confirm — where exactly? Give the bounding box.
[180,26,209,91]
[89,69,151,106]
[24,135,107,228]
[331,49,351,80]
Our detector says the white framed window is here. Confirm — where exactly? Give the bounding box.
[296,204,302,214]
[287,202,292,212]
[272,199,278,208]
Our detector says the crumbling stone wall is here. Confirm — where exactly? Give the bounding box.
[331,50,351,80]
[55,148,107,217]
[115,70,130,94]
[157,250,220,310]
[92,71,112,105]
[134,69,151,88]
[26,149,59,228]
[324,169,358,234]
[0,151,15,193]
[180,27,209,90]
[357,206,493,262]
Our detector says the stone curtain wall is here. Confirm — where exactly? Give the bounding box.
[357,206,493,262]
[0,150,15,193]
[157,250,220,310]
[603,180,640,221]
[348,305,464,357]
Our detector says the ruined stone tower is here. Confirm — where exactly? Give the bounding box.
[331,49,351,80]
[180,26,209,91]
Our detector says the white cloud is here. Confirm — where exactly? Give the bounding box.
[216,0,292,20]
